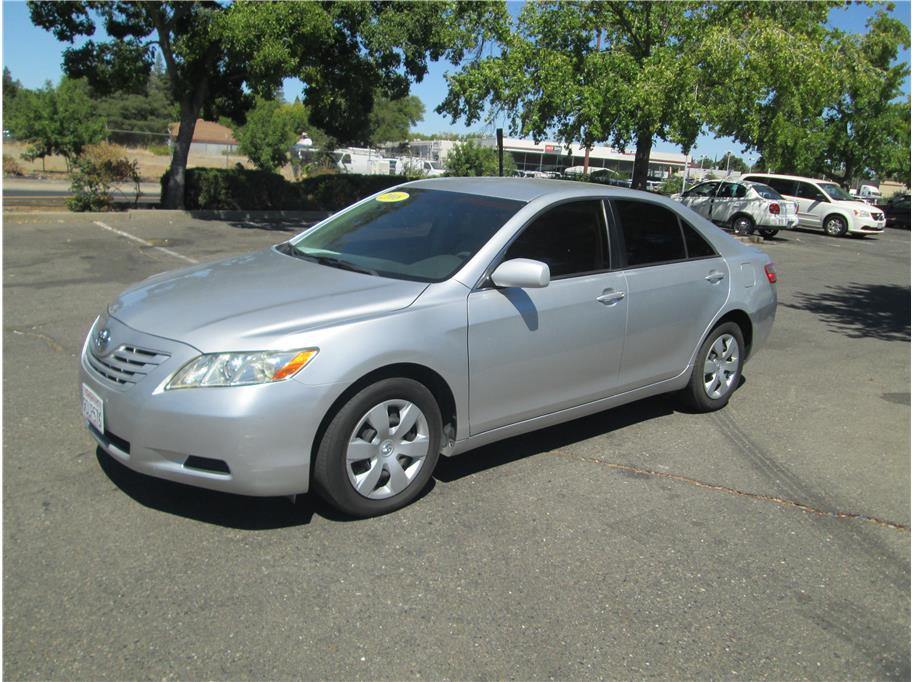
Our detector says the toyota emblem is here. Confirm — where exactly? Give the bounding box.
[94,327,111,354]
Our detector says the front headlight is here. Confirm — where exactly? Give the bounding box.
[166,348,318,389]
[853,209,871,218]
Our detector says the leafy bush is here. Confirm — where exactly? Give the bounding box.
[68,143,140,211]
[3,154,25,176]
[445,141,516,177]
[171,167,410,211]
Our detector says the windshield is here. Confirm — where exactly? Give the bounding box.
[749,183,784,200]
[287,188,524,282]
[819,182,853,201]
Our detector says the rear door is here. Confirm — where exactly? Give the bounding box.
[608,199,729,390]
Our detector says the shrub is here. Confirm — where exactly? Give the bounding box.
[68,143,140,211]
[3,154,25,176]
[445,141,516,177]
[170,167,410,211]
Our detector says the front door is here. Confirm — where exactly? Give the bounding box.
[467,200,627,435]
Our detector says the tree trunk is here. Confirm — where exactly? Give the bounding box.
[631,127,652,190]
[162,98,200,209]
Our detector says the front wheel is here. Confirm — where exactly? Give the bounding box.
[757,228,779,239]
[313,378,442,518]
[823,214,848,237]
[682,322,745,412]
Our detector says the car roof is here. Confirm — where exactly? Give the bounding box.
[743,172,833,185]
[402,176,664,203]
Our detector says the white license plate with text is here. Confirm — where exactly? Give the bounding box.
[82,383,104,434]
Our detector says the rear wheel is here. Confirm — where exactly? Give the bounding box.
[682,322,744,412]
[313,378,442,518]
[731,215,754,235]
[823,214,848,237]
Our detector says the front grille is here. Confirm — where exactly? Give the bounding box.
[88,344,170,386]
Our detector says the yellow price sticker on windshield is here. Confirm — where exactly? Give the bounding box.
[376,191,410,203]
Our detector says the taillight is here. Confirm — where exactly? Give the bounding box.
[769,202,781,214]
[764,263,777,284]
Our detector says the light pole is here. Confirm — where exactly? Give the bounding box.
[725,150,732,176]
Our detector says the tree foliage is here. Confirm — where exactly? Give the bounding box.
[367,95,425,145]
[6,77,107,168]
[28,0,508,207]
[445,140,515,176]
[439,1,838,189]
[235,97,313,172]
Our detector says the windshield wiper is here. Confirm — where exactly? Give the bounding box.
[314,255,379,276]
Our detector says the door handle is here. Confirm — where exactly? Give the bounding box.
[705,271,725,284]
[596,290,625,305]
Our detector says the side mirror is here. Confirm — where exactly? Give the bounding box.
[491,258,550,289]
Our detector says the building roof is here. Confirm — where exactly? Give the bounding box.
[168,119,238,145]
[481,136,687,166]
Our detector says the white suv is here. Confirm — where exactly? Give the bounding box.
[741,173,886,237]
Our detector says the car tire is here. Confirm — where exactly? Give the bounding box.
[731,215,754,235]
[682,322,745,413]
[757,228,779,239]
[313,378,442,518]
[823,214,848,237]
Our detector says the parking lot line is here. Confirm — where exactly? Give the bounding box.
[93,220,199,264]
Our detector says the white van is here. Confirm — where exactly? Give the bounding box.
[741,173,885,237]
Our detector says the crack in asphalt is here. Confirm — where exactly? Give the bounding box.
[9,328,64,352]
[549,451,910,532]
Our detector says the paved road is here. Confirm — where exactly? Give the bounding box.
[3,213,909,680]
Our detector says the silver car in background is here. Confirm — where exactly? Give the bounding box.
[673,180,799,238]
[80,178,777,517]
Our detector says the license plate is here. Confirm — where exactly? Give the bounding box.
[82,383,104,434]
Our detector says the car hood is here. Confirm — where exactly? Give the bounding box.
[108,247,428,351]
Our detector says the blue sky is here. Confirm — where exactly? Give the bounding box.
[3,0,909,161]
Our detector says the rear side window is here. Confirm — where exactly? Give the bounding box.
[504,200,608,278]
[681,221,716,258]
[614,200,686,266]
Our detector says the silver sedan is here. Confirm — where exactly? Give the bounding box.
[80,178,777,517]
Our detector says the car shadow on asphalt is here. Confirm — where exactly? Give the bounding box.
[95,447,355,529]
[783,282,911,342]
[434,395,679,482]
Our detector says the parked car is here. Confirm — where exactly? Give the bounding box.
[741,173,886,237]
[877,193,911,229]
[81,178,777,517]
[672,180,798,238]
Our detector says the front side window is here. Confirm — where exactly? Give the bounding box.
[614,200,686,266]
[504,201,608,278]
[685,182,719,197]
[794,182,825,200]
[289,189,524,282]
[818,182,853,201]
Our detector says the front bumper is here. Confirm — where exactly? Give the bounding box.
[80,316,344,497]
[850,218,886,234]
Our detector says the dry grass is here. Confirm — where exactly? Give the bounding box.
[1,142,269,181]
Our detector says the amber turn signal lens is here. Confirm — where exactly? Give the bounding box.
[272,350,319,381]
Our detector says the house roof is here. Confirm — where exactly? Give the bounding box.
[168,119,238,145]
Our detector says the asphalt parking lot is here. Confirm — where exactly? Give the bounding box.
[3,210,909,680]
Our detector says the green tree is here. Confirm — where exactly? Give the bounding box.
[95,59,178,137]
[28,1,508,208]
[7,77,106,169]
[236,97,312,172]
[445,140,515,176]
[3,67,23,117]
[367,95,425,145]
[439,1,833,190]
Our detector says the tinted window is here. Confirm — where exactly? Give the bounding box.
[718,182,745,198]
[614,200,686,266]
[504,201,607,278]
[291,188,524,282]
[682,221,716,258]
[793,182,825,200]
[759,178,795,196]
